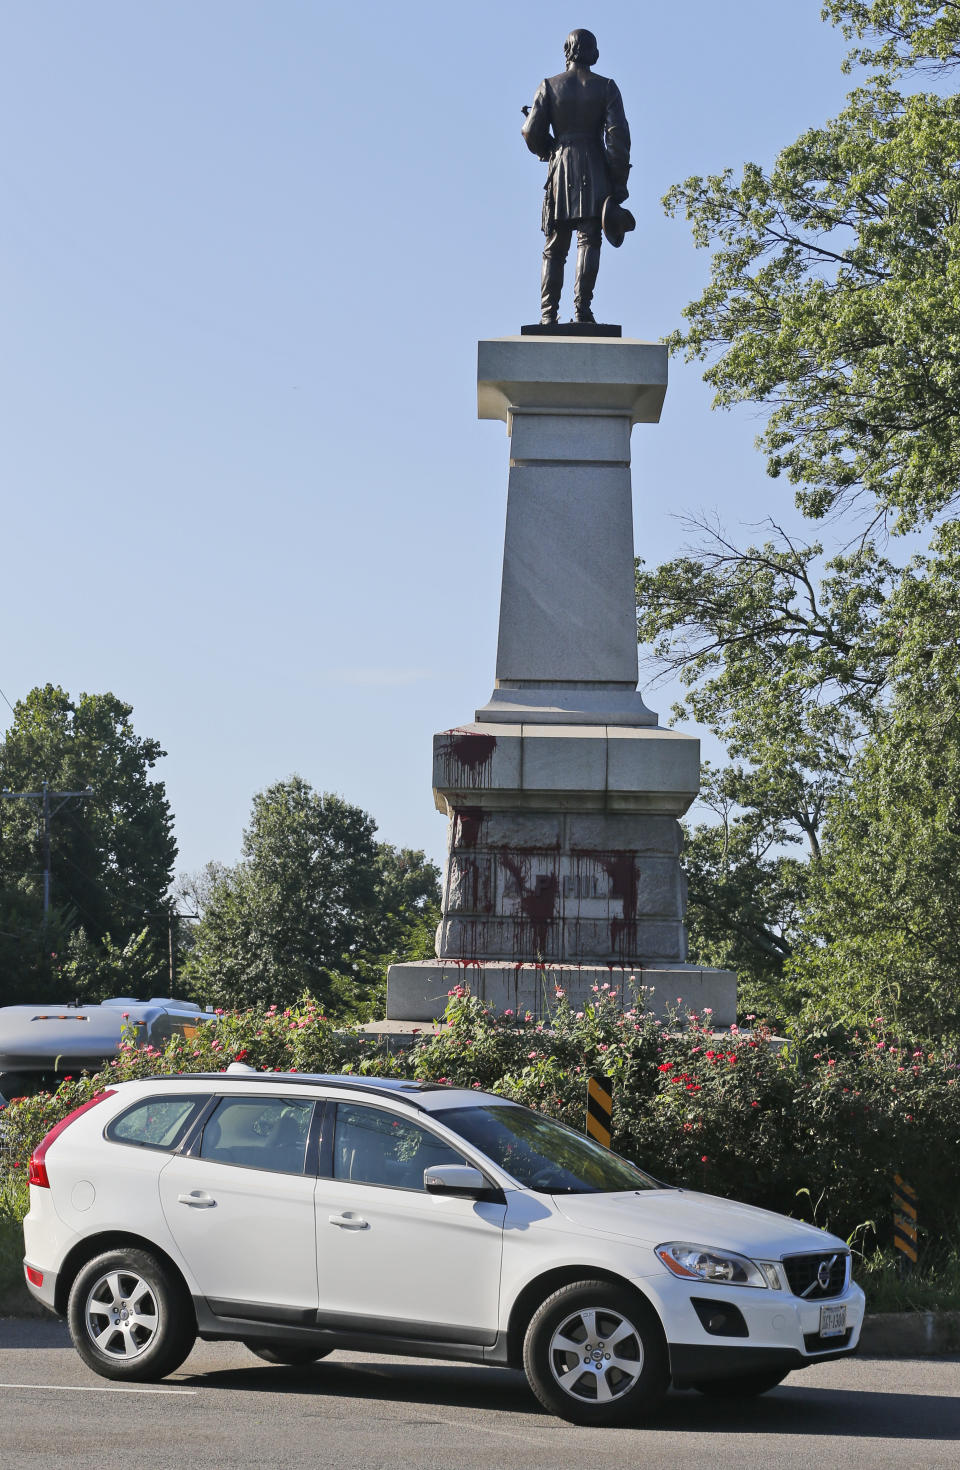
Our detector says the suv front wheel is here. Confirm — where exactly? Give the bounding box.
[67,1248,196,1382]
[522,1280,669,1426]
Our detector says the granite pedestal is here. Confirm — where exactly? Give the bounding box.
[385,335,736,1027]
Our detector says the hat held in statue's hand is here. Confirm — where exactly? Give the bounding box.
[602,196,636,248]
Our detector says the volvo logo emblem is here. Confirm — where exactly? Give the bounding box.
[817,1256,836,1291]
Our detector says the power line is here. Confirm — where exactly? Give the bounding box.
[0,684,16,715]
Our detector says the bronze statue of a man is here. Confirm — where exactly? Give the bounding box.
[522,29,631,325]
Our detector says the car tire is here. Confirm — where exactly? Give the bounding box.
[246,1343,332,1366]
[67,1248,196,1382]
[522,1279,669,1426]
[692,1368,791,1397]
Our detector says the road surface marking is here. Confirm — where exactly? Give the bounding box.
[0,1382,196,1395]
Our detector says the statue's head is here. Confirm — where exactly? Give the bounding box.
[564,29,599,66]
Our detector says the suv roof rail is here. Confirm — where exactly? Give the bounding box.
[132,1072,454,1110]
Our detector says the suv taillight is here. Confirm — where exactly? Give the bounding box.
[27,1090,116,1188]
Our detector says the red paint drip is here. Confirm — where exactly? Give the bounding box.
[454,807,485,848]
[450,731,497,773]
[455,853,494,916]
[501,854,558,960]
[600,853,640,958]
[437,730,497,792]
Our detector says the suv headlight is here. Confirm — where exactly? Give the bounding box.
[655,1242,770,1288]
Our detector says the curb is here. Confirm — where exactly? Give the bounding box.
[1,1287,959,1352]
[858,1310,960,1357]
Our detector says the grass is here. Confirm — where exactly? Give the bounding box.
[856,1246,960,1314]
[0,1172,29,1300]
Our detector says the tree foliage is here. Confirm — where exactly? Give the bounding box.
[791,520,960,1032]
[50,928,162,1007]
[372,843,444,965]
[182,776,440,1017]
[681,766,808,1022]
[0,686,176,1003]
[640,518,960,1034]
[637,521,895,856]
[646,3,960,1035]
[823,1,960,75]
[664,39,960,531]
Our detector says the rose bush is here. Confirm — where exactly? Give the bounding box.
[2,986,957,1257]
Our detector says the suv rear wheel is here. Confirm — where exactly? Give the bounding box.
[67,1248,196,1382]
[522,1280,668,1426]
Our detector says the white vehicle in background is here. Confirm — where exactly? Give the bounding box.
[0,997,211,1103]
[22,1071,864,1426]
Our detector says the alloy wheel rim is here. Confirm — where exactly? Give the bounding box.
[84,1270,160,1360]
[547,1305,644,1403]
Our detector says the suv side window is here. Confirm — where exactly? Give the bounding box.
[333,1102,466,1191]
[106,1095,205,1151]
[198,1096,313,1176]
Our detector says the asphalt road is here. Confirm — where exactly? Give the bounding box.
[0,1317,958,1470]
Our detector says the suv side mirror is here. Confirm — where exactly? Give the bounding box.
[424,1164,502,1201]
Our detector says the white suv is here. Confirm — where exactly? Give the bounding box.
[23,1071,864,1426]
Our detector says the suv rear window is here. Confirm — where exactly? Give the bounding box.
[198,1097,313,1175]
[105,1095,205,1151]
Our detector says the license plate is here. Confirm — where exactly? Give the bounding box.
[819,1303,847,1337]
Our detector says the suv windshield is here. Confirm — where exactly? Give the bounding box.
[435,1104,661,1194]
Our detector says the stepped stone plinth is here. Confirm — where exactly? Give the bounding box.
[385,335,736,1027]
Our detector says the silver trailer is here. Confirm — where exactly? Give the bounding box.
[0,997,212,1102]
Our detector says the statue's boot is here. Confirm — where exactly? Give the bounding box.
[574,241,601,323]
[541,256,563,324]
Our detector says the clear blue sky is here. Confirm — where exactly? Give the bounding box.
[1,2,855,879]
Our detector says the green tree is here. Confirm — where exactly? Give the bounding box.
[636,521,894,853]
[636,524,889,1015]
[789,520,960,1033]
[664,11,960,531]
[644,3,960,1033]
[824,1,960,76]
[681,766,808,1022]
[51,928,161,1006]
[372,843,442,965]
[0,686,177,1003]
[183,776,440,1017]
[639,521,960,1034]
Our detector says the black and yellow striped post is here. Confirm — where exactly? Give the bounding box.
[586,1074,613,1149]
[893,1174,918,1271]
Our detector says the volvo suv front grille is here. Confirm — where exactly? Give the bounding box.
[782,1251,848,1299]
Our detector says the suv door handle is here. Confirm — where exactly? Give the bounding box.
[178,1190,216,1208]
[328,1212,368,1230]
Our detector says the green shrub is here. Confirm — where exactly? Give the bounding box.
[2,986,957,1261]
[0,1172,28,1298]
[410,986,960,1253]
[856,1246,960,1315]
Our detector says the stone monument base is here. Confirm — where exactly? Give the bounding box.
[381,332,740,1037]
[386,960,737,1027]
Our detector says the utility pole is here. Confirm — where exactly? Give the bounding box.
[1,780,94,926]
[143,908,193,990]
